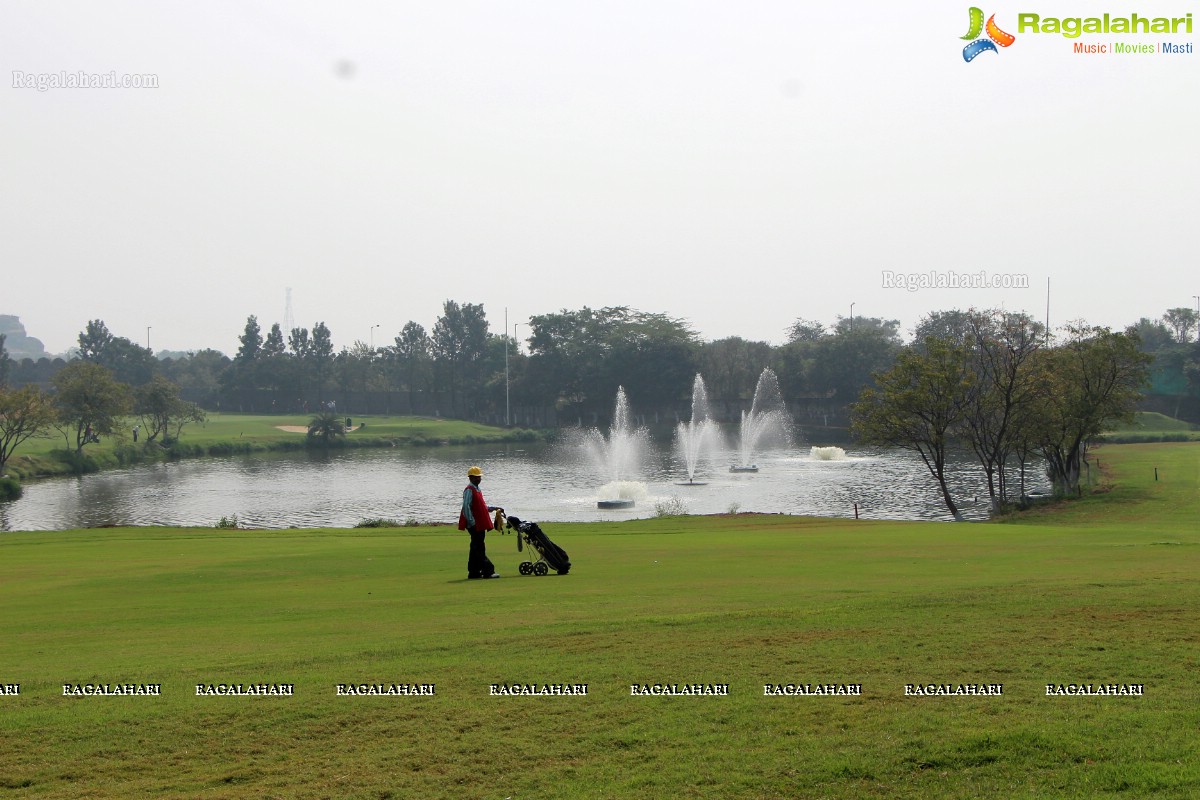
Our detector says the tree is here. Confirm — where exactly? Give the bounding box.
[1029,325,1152,495]
[912,309,978,349]
[0,333,11,387]
[334,342,382,413]
[77,319,115,361]
[808,316,903,403]
[603,311,700,412]
[236,316,263,363]
[307,410,345,445]
[953,311,1045,511]
[524,306,699,418]
[77,320,157,386]
[1127,317,1174,353]
[0,385,56,474]
[786,318,825,343]
[851,338,974,520]
[701,337,774,411]
[392,322,432,408]
[310,322,335,399]
[1162,307,1199,344]
[161,349,230,405]
[432,301,489,414]
[257,323,291,401]
[51,362,133,453]
[134,376,206,444]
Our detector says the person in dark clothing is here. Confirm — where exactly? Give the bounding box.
[458,465,499,579]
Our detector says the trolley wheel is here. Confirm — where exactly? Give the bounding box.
[534,562,549,576]
[519,562,533,576]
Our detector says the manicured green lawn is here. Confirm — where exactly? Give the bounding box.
[15,413,525,458]
[5,414,535,482]
[1,443,1198,798]
[1101,411,1200,442]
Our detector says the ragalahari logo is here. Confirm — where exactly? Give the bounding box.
[962,7,1016,61]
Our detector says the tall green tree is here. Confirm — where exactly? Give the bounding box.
[1029,325,1152,495]
[392,322,432,408]
[432,301,489,414]
[851,338,974,520]
[310,322,335,400]
[953,311,1045,510]
[236,316,263,363]
[77,320,157,386]
[51,362,133,453]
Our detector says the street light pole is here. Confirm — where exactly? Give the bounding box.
[849,303,855,333]
[1194,296,1200,342]
[370,324,379,351]
[146,326,151,351]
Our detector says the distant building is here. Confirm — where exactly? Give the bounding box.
[0,315,48,360]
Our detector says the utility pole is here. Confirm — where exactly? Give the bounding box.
[146,326,151,351]
[849,303,855,333]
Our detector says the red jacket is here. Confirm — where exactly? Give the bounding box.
[458,484,493,531]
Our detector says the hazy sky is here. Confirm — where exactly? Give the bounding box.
[3,1,1197,356]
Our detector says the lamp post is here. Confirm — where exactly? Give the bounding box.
[1194,296,1200,342]
[146,326,151,351]
[370,324,379,351]
[849,303,855,333]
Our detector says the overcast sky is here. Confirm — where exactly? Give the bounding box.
[3,1,1197,356]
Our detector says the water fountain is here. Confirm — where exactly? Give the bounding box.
[584,386,650,508]
[732,368,793,472]
[809,446,848,461]
[674,374,720,485]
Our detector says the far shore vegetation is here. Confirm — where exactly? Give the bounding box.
[0,412,543,486]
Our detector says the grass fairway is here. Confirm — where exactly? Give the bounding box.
[2,443,1199,798]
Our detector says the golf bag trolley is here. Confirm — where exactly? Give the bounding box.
[493,510,571,576]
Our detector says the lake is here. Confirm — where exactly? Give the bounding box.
[0,440,1038,532]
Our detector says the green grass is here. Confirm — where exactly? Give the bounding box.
[2,443,1199,798]
[5,414,541,480]
[1100,411,1200,443]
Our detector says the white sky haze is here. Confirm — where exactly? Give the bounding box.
[3,1,1197,355]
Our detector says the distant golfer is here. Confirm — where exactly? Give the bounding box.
[459,465,499,579]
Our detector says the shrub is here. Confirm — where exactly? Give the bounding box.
[0,476,22,502]
[354,518,404,528]
[654,497,688,517]
[215,514,239,529]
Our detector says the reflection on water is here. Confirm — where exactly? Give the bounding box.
[0,443,1046,532]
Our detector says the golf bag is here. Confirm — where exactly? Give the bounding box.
[505,514,571,576]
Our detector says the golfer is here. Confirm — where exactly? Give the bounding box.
[458,465,499,579]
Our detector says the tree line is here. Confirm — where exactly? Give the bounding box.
[851,311,1154,517]
[2,302,1196,483]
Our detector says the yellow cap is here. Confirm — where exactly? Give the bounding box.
[467,465,483,477]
